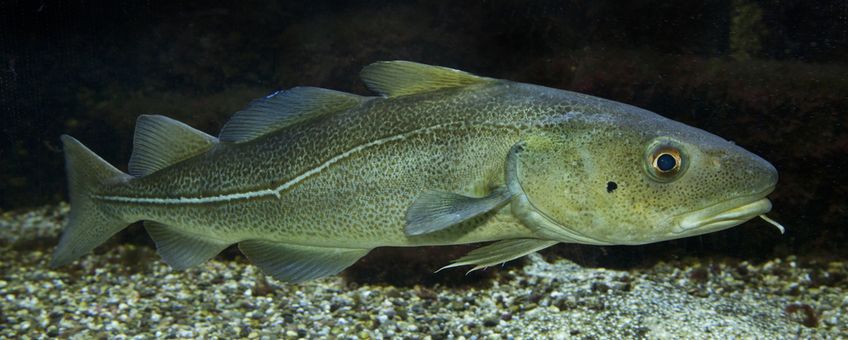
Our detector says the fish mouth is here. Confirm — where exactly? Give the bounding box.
[671,189,774,236]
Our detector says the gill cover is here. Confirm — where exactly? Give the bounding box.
[505,137,612,245]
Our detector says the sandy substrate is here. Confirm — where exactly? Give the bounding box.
[1,205,845,338]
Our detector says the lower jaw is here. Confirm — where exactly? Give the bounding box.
[672,198,772,236]
[675,218,750,238]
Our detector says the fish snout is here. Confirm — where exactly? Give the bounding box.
[667,146,779,237]
[742,151,778,196]
[710,147,778,196]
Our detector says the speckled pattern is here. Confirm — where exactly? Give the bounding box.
[55,61,777,284]
[2,205,846,338]
[96,80,579,247]
[55,63,779,281]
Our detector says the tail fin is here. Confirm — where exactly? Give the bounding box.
[51,135,132,267]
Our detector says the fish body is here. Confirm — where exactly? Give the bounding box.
[52,61,781,282]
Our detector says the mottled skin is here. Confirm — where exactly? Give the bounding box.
[97,79,777,251]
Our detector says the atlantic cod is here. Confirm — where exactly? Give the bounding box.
[52,61,784,282]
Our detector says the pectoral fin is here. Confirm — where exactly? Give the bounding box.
[439,238,559,273]
[405,187,513,236]
[238,240,370,283]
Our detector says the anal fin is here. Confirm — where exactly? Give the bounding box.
[145,222,231,270]
[238,240,370,283]
[439,239,559,273]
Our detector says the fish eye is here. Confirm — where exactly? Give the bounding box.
[655,153,678,172]
[644,141,686,182]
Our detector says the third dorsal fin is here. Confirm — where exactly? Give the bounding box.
[218,87,368,143]
[128,115,218,177]
[360,61,493,98]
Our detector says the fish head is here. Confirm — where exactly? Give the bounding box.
[507,110,779,245]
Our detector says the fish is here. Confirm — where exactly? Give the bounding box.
[51,61,784,282]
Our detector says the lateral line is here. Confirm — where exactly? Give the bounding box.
[95,120,534,205]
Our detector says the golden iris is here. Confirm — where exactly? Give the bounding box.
[646,144,684,181]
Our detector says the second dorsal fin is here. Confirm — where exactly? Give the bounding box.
[128,115,218,177]
[218,87,368,143]
[360,61,493,98]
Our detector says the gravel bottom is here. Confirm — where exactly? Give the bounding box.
[1,204,846,339]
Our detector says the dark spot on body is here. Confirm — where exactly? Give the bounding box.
[606,181,618,193]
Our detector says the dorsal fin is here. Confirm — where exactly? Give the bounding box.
[218,87,367,143]
[360,61,493,98]
[128,115,218,177]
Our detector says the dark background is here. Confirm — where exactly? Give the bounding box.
[1,0,846,281]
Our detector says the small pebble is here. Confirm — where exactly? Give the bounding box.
[0,204,845,338]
